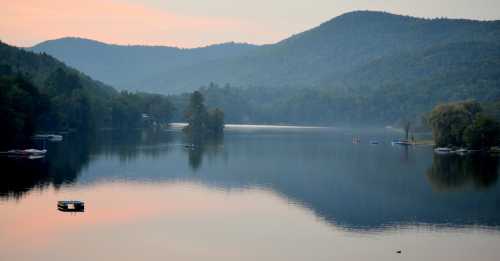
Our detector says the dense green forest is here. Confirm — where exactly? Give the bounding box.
[0,41,175,149]
[169,82,500,126]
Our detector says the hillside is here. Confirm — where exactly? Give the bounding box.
[25,11,500,125]
[30,11,500,94]
[1,41,115,96]
[30,37,257,91]
[0,41,175,148]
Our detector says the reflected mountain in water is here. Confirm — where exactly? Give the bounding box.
[1,128,499,231]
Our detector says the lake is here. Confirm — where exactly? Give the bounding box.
[1,125,500,261]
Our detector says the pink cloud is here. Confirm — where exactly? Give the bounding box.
[0,0,281,47]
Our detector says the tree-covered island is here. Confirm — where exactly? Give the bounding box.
[183,91,224,143]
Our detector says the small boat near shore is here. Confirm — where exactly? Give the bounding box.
[0,149,47,159]
[434,147,453,154]
[391,139,411,146]
[32,134,63,142]
[455,148,470,155]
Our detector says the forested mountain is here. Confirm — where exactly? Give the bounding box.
[0,41,175,149]
[26,11,500,125]
[31,11,500,94]
[30,37,257,92]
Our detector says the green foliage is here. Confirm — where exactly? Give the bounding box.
[0,41,176,142]
[428,101,500,148]
[110,91,141,130]
[463,114,500,149]
[168,83,418,125]
[138,93,175,124]
[184,91,208,135]
[183,91,224,141]
[207,108,225,135]
[108,91,175,130]
[0,76,48,148]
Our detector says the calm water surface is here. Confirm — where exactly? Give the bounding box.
[1,125,500,261]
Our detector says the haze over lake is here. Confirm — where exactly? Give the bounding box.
[1,125,499,261]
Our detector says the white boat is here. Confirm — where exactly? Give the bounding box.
[455,148,469,155]
[32,134,63,142]
[0,149,47,156]
[0,148,47,159]
[391,139,411,146]
[434,147,453,154]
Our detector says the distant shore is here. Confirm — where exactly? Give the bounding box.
[169,122,331,130]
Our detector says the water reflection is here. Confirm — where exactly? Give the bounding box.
[0,133,89,199]
[427,154,499,191]
[1,128,500,232]
[184,135,224,170]
[0,129,173,199]
[95,129,174,161]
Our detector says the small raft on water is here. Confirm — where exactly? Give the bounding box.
[57,201,85,212]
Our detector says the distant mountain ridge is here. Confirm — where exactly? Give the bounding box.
[30,11,500,95]
[1,40,115,96]
[31,37,258,92]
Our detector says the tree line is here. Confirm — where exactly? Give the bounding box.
[0,72,176,149]
[168,82,500,127]
[183,91,224,143]
[428,101,500,149]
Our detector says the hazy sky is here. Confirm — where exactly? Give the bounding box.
[1,0,499,48]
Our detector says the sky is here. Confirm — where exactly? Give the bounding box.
[1,0,500,48]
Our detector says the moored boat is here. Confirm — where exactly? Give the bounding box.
[32,134,63,142]
[434,147,453,154]
[455,148,470,155]
[391,139,411,146]
[0,148,47,156]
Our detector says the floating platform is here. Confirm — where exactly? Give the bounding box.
[57,200,85,212]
